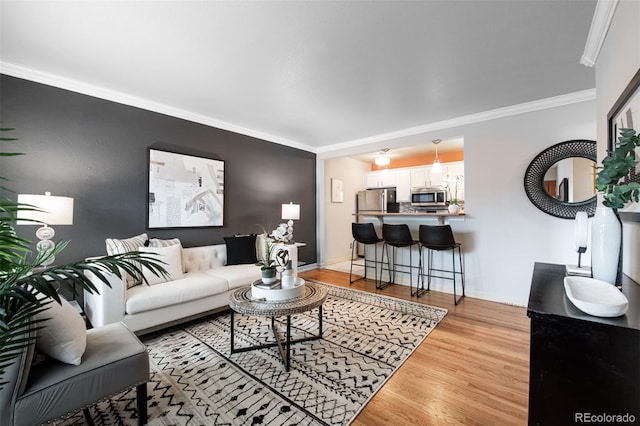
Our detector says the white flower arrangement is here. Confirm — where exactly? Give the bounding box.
[446,175,462,205]
[269,223,291,243]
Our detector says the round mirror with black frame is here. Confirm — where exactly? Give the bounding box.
[524,139,597,219]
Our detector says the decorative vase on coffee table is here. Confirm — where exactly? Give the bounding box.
[590,206,621,284]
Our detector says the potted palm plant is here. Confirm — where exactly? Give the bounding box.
[592,127,640,284]
[0,127,167,390]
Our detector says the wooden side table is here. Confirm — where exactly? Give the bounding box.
[228,281,327,371]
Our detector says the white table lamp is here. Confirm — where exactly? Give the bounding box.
[17,192,74,267]
[281,202,300,242]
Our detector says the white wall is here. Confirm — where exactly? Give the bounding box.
[463,103,595,304]
[321,100,596,306]
[595,0,640,283]
[324,157,371,264]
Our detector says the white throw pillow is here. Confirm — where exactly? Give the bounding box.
[147,238,185,272]
[147,237,182,248]
[138,244,184,285]
[105,233,148,288]
[35,297,87,365]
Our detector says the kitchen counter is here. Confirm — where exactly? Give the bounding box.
[354,211,465,225]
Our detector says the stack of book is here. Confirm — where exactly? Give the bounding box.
[254,279,281,289]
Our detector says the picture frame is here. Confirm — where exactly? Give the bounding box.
[331,178,344,203]
[608,68,640,223]
[147,148,224,228]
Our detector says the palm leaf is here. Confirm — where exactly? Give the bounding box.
[1,126,168,390]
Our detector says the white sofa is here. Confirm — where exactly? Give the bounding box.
[84,242,298,334]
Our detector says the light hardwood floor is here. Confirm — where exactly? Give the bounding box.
[298,268,530,426]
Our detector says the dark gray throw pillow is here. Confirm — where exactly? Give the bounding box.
[224,235,257,265]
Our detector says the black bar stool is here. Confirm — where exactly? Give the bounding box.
[379,224,419,291]
[418,224,465,305]
[349,223,383,285]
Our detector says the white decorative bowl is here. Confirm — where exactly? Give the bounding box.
[251,277,305,301]
[563,276,629,317]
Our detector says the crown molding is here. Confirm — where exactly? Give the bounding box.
[1,61,596,158]
[317,89,597,156]
[580,0,619,67]
[0,61,315,153]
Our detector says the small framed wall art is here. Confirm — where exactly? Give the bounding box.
[147,148,225,228]
[331,178,344,203]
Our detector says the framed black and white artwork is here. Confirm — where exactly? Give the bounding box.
[147,148,224,228]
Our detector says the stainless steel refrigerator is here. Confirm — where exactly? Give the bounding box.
[355,187,398,256]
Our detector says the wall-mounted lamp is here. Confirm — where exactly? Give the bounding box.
[281,202,300,242]
[375,148,391,167]
[17,192,74,267]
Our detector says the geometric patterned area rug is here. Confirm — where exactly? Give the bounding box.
[58,281,447,425]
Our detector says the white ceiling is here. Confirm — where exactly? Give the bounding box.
[0,1,596,160]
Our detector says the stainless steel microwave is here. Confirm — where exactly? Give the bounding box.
[410,187,447,207]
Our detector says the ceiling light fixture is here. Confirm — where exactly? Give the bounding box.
[431,139,442,173]
[375,148,390,167]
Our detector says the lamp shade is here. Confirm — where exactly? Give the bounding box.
[375,155,390,166]
[281,202,300,220]
[17,193,74,225]
[431,159,442,173]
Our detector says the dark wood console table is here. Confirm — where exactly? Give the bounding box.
[527,263,639,426]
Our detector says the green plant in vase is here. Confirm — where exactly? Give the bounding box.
[254,225,279,284]
[591,127,640,284]
[256,236,278,283]
[596,128,640,208]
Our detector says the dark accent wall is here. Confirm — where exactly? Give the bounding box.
[0,75,317,265]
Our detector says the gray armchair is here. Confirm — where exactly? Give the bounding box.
[1,322,149,425]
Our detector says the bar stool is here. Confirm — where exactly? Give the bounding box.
[418,224,465,305]
[350,222,383,285]
[379,224,419,291]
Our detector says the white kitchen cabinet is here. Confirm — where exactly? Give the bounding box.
[411,165,445,187]
[430,167,444,187]
[365,170,395,188]
[395,169,411,202]
[365,172,380,188]
[410,167,430,188]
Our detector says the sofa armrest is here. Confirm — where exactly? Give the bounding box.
[84,267,127,328]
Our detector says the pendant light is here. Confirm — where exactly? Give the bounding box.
[375,148,391,167]
[432,139,442,173]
